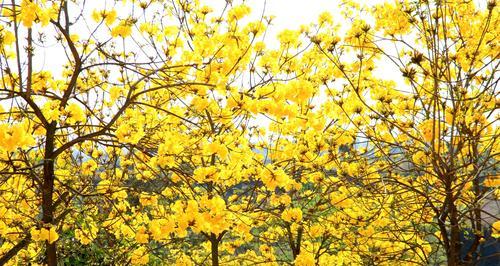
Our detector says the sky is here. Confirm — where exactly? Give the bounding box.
[253,0,340,29]
[31,0,392,75]
[253,0,385,32]
[35,0,345,74]
[16,0,489,81]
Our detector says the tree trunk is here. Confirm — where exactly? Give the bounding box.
[42,123,57,266]
[447,198,462,266]
[210,234,219,266]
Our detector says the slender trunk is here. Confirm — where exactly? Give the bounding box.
[447,196,462,266]
[210,234,219,266]
[42,123,57,266]
[463,140,483,263]
[286,224,303,259]
[295,226,303,258]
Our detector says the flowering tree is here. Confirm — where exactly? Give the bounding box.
[0,0,234,264]
[312,0,499,264]
[0,0,498,265]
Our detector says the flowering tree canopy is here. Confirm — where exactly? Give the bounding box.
[0,0,498,265]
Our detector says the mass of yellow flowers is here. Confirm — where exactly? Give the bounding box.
[0,0,498,266]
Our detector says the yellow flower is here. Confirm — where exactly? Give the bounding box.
[374,2,411,35]
[75,222,98,245]
[309,224,324,238]
[130,246,149,265]
[115,123,144,144]
[294,251,315,266]
[278,29,300,46]
[91,9,101,22]
[259,167,291,191]
[75,229,92,245]
[109,86,123,102]
[228,4,251,21]
[111,19,133,38]
[484,175,499,187]
[19,0,55,27]
[0,27,15,45]
[37,7,53,26]
[42,100,61,122]
[492,221,500,238]
[105,10,117,26]
[139,22,159,36]
[92,9,117,26]
[198,196,228,235]
[20,0,37,27]
[418,119,439,142]
[191,96,210,112]
[30,226,59,244]
[203,142,229,158]
[318,11,333,24]
[139,194,158,206]
[120,223,135,239]
[0,123,35,152]
[412,150,428,165]
[135,226,149,244]
[65,103,86,124]
[175,254,193,266]
[282,208,303,223]
[32,71,52,93]
[81,160,97,176]
[193,166,218,183]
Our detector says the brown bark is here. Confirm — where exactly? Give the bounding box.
[42,122,57,266]
[210,234,219,266]
[446,185,462,266]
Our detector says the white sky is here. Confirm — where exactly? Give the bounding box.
[255,0,386,30]
[254,0,340,28]
[34,0,343,74]
[14,0,488,82]
[32,0,389,75]
[258,0,404,85]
